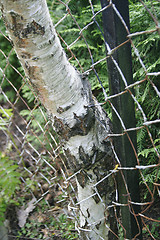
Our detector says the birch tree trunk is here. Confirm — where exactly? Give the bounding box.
[0,0,116,239]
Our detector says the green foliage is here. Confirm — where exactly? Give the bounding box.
[138,138,160,195]
[0,108,20,223]
[130,0,160,195]
[21,84,36,104]
[50,214,78,239]
[139,138,160,159]
[0,108,13,130]
[118,223,124,239]
[0,152,20,223]
[17,219,44,239]
[130,1,160,78]
[25,178,38,192]
[142,217,160,239]
[20,107,58,150]
[130,0,160,138]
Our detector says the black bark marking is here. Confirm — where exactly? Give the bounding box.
[54,107,95,140]
[80,74,93,104]
[64,148,80,170]
[7,11,23,37]
[95,222,101,230]
[57,102,74,114]
[8,12,45,38]
[21,52,32,59]
[86,208,90,218]
[22,20,45,38]
[78,146,89,166]
[51,49,58,58]
[10,11,23,23]
[73,113,87,135]
[25,61,30,70]
[32,57,39,61]
[54,116,70,141]
[72,109,95,136]
[76,171,88,188]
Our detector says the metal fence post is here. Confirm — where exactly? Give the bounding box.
[100,0,142,239]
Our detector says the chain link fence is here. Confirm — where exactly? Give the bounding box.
[0,0,160,239]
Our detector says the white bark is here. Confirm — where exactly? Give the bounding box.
[77,171,108,239]
[0,0,116,239]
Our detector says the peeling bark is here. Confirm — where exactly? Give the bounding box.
[0,0,117,239]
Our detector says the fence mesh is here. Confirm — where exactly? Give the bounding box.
[0,0,160,239]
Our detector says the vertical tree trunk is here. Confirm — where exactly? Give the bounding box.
[0,0,117,238]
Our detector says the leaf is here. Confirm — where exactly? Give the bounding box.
[138,146,159,158]
[0,108,13,119]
